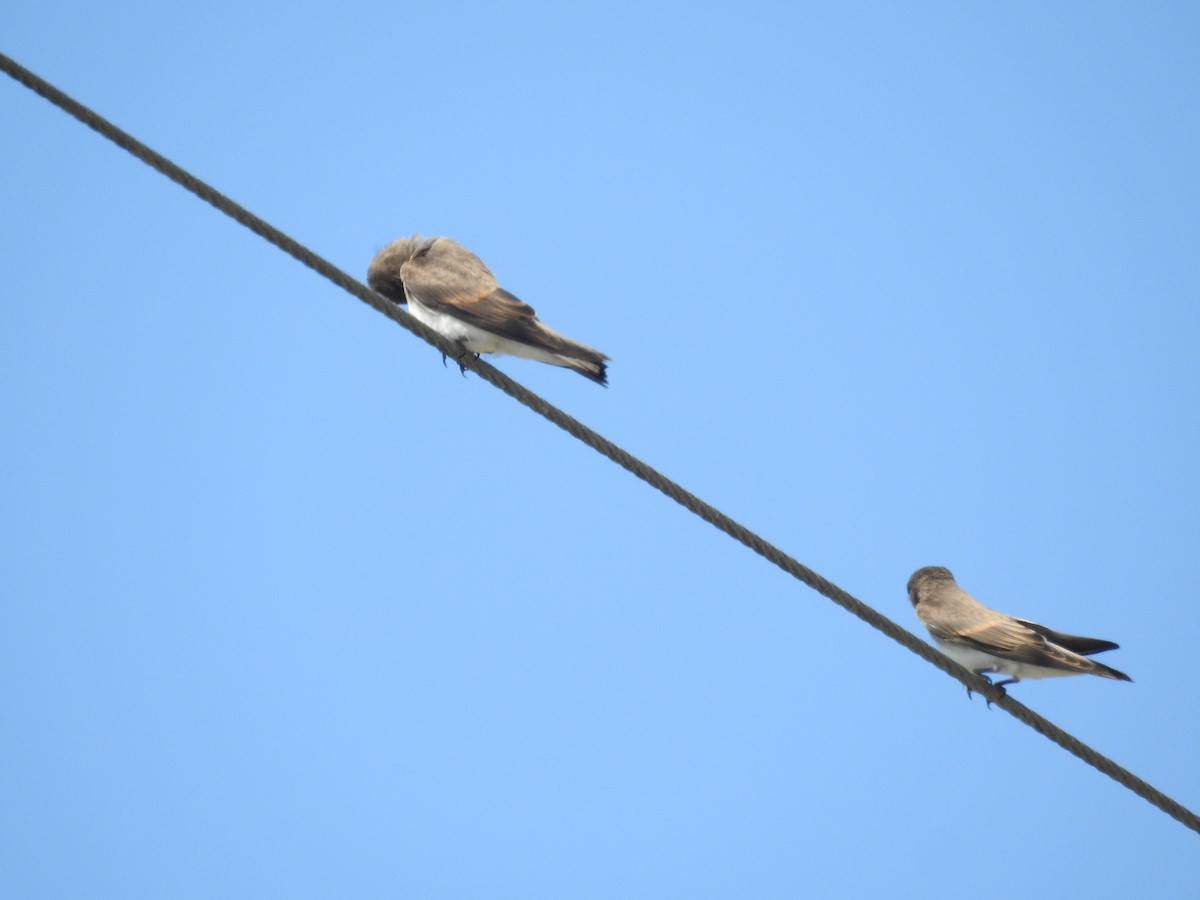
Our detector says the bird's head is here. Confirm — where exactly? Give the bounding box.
[367,234,433,303]
[907,566,955,605]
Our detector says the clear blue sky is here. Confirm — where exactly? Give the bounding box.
[4,2,1199,896]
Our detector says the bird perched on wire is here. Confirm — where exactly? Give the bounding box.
[907,566,1131,695]
[367,235,609,385]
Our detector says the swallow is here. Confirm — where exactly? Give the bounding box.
[367,235,609,385]
[907,566,1131,697]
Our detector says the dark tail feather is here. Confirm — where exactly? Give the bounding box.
[1016,619,1120,656]
[1092,659,1133,682]
[566,356,608,386]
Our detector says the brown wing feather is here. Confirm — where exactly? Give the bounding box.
[402,240,596,355]
[919,600,1098,672]
[438,287,574,352]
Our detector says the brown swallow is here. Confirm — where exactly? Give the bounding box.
[907,566,1131,690]
[367,235,609,385]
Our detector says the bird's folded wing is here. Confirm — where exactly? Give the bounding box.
[922,606,1095,671]
[400,248,559,347]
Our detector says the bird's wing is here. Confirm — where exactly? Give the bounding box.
[401,246,574,351]
[920,602,1098,673]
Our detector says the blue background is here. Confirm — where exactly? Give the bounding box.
[4,2,1199,896]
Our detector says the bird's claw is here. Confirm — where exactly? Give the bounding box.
[966,673,1007,709]
[456,352,480,377]
[984,681,1012,709]
[440,348,473,377]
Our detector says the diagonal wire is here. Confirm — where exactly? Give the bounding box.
[3,51,1197,836]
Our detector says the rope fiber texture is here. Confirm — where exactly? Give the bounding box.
[4,51,1197,837]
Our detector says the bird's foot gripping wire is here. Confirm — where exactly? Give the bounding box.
[966,673,1008,709]
[439,348,479,377]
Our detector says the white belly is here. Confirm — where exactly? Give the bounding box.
[407,297,502,353]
